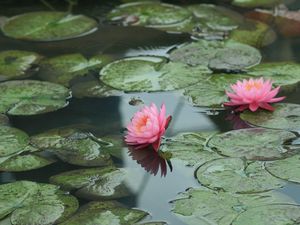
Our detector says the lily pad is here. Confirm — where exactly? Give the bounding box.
[30,128,113,167]
[265,155,300,184]
[38,54,113,87]
[0,80,70,115]
[107,2,192,28]
[207,128,296,160]
[0,50,42,81]
[232,0,282,8]
[171,187,295,225]
[50,167,131,200]
[0,181,78,225]
[183,73,251,108]
[196,158,284,193]
[240,103,300,131]
[232,204,300,225]
[100,56,211,92]
[160,132,222,166]
[1,11,98,41]
[0,114,9,126]
[60,201,148,225]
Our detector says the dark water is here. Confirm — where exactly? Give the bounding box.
[1,1,300,224]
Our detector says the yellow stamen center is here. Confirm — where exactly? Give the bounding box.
[136,115,149,133]
[245,81,262,91]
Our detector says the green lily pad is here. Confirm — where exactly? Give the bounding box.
[107,2,192,27]
[265,155,300,184]
[232,204,300,225]
[100,56,211,92]
[71,80,121,98]
[232,0,282,8]
[0,50,42,81]
[0,181,78,225]
[39,54,113,87]
[170,40,261,72]
[137,222,167,225]
[240,103,300,131]
[171,187,295,225]
[207,128,296,160]
[30,128,113,167]
[0,80,70,115]
[183,73,251,108]
[1,11,98,41]
[60,201,148,225]
[50,167,131,200]
[196,158,284,193]
[246,62,300,88]
[160,132,222,166]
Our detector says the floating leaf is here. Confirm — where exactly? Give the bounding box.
[232,0,282,8]
[30,128,113,167]
[137,223,167,225]
[240,103,300,131]
[171,187,295,225]
[1,12,98,41]
[196,158,284,193]
[60,201,148,225]
[38,54,113,87]
[0,114,9,126]
[160,132,221,166]
[50,167,131,200]
[208,128,296,160]
[0,50,42,81]
[265,155,300,183]
[0,80,70,115]
[100,56,211,92]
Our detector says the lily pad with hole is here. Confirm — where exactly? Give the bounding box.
[1,11,98,41]
[196,158,284,193]
[0,181,78,225]
[207,128,296,160]
[39,54,113,87]
[240,103,300,131]
[0,80,70,116]
[232,0,282,8]
[0,50,42,81]
[100,56,211,92]
[160,132,222,166]
[170,187,295,225]
[30,128,113,167]
[50,167,131,200]
[60,201,148,225]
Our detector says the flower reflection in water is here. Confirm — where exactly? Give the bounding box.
[226,112,251,130]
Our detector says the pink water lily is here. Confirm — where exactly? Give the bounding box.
[125,103,171,151]
[224,78,285,112]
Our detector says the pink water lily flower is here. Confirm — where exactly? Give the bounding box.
[125,103,171,151]
[224,78,285,112]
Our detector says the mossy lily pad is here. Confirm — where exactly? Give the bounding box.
[60,201,148,225]
[196,158,284,193]
[0,181,78,225]
[208,128,296,160]
[100,56,211,92]
[39,54,113,87]
[0,80,70,115]
[30,128,114,167]
[160,132,222,166]
[1,11,98,41]
[171,187,295,225]
[50,167,131,200]
[232,0,282,8]
[240,103,300,131]
[0,50,42,81]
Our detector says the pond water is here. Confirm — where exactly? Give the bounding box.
[1,0,300,225]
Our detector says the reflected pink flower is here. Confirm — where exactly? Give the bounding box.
[224,78,285,112]
[125,103,171,151]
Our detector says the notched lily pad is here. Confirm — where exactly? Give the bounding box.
[100,56,211,92]
[60,201,148,225]
[0,80,71,116]
[1,11,98,41]
[30,128,114,167]
[0,50,42,81]
[39,54,113,87]
[207,128,296,160]
[196,158,284,193]
[50,167,132,200]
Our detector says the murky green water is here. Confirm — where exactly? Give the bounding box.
[1,0,300,224]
